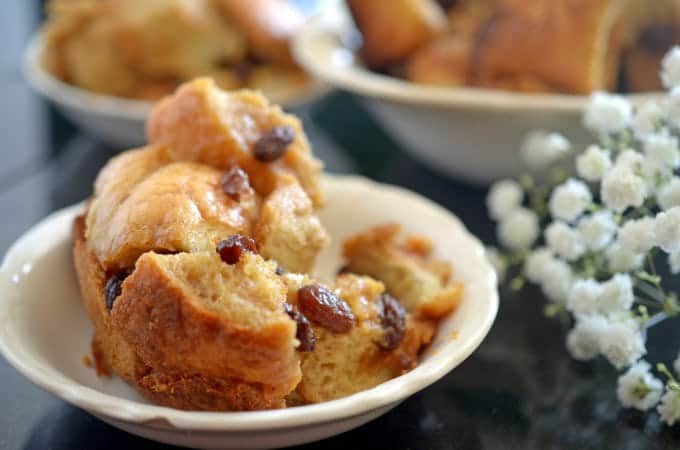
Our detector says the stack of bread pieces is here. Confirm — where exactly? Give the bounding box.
[73,78,462,411]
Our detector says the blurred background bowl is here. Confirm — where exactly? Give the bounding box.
[24,32,329,148]
[293,2,662,185]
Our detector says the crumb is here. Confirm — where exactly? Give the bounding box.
[450,330,459,340]
[83,355,93,368]
[91,339,111,377]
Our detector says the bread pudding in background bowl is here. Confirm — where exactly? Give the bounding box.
[292,0,675,184]
[23,0,329,147]
[0,78,498,449]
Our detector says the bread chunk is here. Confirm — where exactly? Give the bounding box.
[147,78,323,205]
[255,175,329,273]
[347,0,447,69]
[112,251,301,394]
[86,151,259,271]
[284,273,435,403]
[343,224,463,319]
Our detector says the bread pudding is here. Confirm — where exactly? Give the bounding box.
[73,78,462,410]
[348,0,680,94]
[42,0,311,101]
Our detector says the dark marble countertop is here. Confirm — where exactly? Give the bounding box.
[2,1,680,449]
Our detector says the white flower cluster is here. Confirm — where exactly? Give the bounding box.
[617,361,663,411]
[566,313,645,369]
[485,46,680,426]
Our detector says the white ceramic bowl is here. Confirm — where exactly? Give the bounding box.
[23,32,329,148]
[0,175,498,449]
[293,3,662,184]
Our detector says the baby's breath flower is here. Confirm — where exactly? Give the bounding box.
[605,243,645,273]
[658,388,680,426]
[497,207,539,251]
[567,278,603,315]
[663,87,680,129]
[617,360,663,411]
[615,149,645,171]
[633,101,664,139]
[617,217,657,254]
[600,274,635,314]
[485,247,507,283]
[487,179,523,220]
[577,211,617,251]
[669,250,680,274]
[545,221,586,261]
[601,166,647,212]
[662,46,680,90]
[576,145,612,182]
[600,318,646,369]
[566,315,607,360]
[520,130,571,169]
[654,207,680,253]
[549,178,592,222]
[540,258,573,303]
[657,177,680,210]
[523,247,554,283]
[643,131,680,169]
[584,92,632,135]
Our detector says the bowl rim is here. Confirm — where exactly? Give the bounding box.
[292,2,663,112]
[23,30,330,121]
[0,174,498,432]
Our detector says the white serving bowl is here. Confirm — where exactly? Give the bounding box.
[23,32,329,148]
[293,2,662,185]
[0,174,497,449]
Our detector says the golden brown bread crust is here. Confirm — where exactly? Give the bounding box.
[74,217,295,410]
[147,79,324,206]
[343,224,462,320]
[347,0,447,69]
[73,216,147,385]
[87,154,260,271]
[112,251,301,392]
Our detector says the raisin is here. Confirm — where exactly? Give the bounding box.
[220,167,251,201]
[217,235,257,265]
[253,125,295,162]
[104,272,128,311]
[377,293,406,350]
[284,304,315,352]
[298,285,355,333]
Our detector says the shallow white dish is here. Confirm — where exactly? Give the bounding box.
[0,174,497,449]
[293,3,662,184]
[23,32,330,148]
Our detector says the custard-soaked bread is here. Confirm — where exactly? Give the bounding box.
[343,224,463,319]
[147,78,324,205]
[74,218,298,409]
[114,0,246,80]
[112,251,301,397]
[87,155,259,271]
[255,175,328,273]
[215,0,303,66]
[284,274,435,402]
[347,0,447,69]
[73,216,148,385]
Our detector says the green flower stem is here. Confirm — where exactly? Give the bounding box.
[645,311,668,329]
[634,278,666,303]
